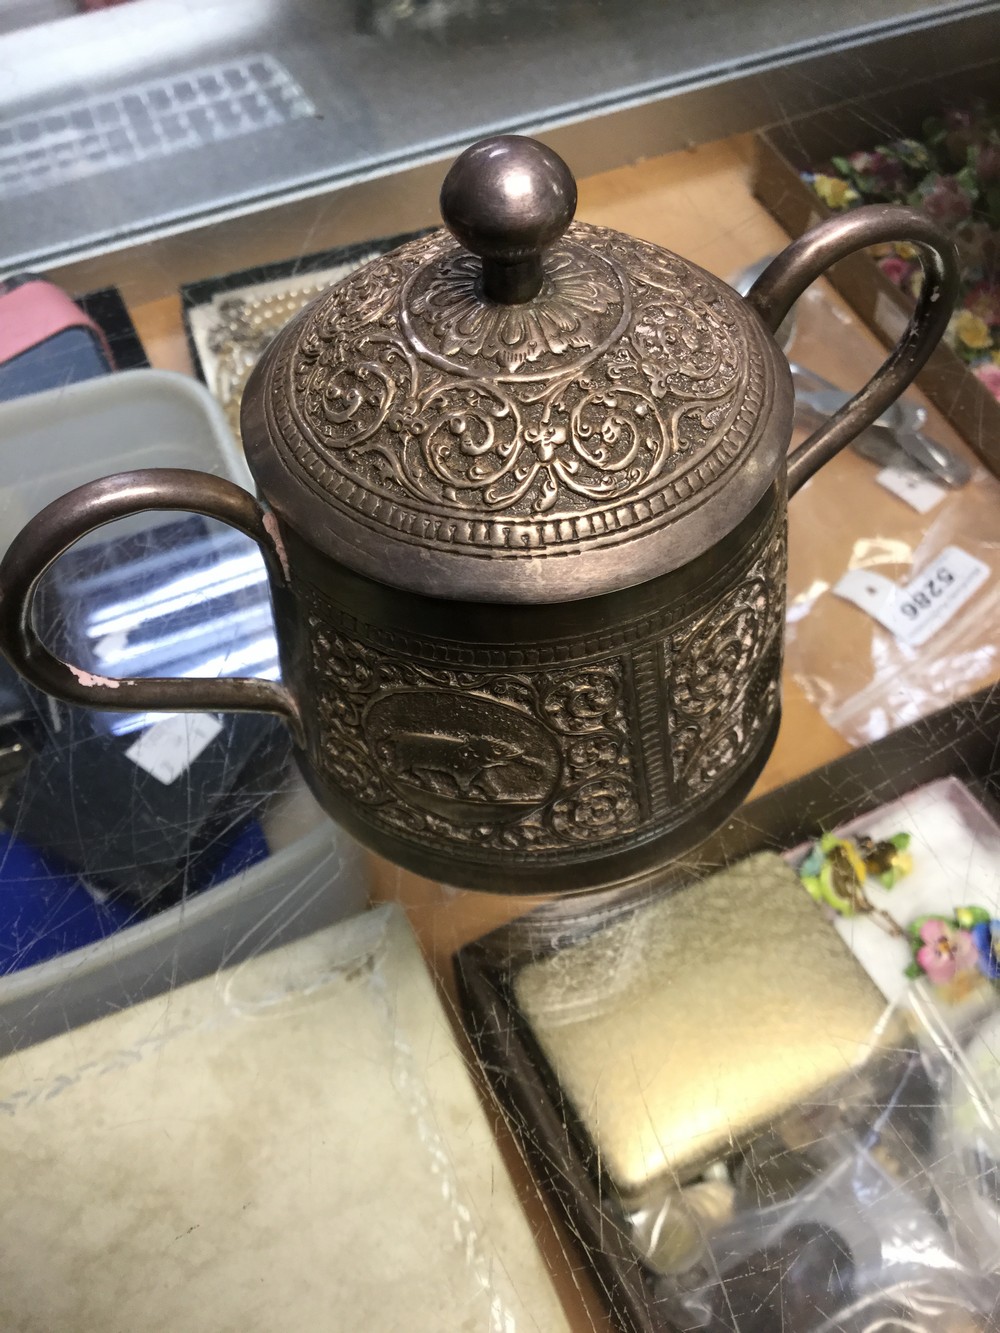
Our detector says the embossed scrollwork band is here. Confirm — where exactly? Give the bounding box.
[299,497,785,871]
[269,224,766,555]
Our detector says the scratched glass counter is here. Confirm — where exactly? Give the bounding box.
[2,4,1000,1321]
[3,210,999,1333]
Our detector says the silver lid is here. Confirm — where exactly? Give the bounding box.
[241,136,790,603]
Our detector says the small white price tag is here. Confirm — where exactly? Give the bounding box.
[875,465,947,514]
[125,713,224,785]
[833,546,989,647]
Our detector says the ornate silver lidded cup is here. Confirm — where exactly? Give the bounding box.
[0,137,958,892]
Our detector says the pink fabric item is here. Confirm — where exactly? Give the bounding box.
[0,281,112,368]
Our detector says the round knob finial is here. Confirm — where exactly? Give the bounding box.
[440,135,577,304]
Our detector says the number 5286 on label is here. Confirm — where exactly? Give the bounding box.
[833,546,989,647]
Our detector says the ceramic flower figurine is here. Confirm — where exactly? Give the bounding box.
[804,100,1000,400]
[906,905,993,994]
[912,917,979,985]
[798,831,910,937]
[971,917,1000,980]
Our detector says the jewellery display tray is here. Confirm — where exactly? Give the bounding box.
[456,682,1000,1333]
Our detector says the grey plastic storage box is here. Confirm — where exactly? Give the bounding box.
[0,371,367,1052]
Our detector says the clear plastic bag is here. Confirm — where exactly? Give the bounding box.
[910,986,1000,1278]
[666,1124,995,1331]
[810,1279,998,1331]
[781,284,1000,746]
[639,988,1000,1330]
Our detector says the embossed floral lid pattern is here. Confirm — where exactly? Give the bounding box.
[242,147,791,603]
